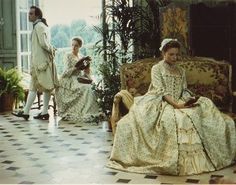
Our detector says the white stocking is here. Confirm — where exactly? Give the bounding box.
[23,91,37,114]
[42,91,51,115]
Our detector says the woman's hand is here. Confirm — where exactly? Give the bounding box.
[163,95,199,109]
[174,101,199,109]
[174,103,186,109]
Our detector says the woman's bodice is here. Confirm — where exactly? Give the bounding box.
[162,71,183,101]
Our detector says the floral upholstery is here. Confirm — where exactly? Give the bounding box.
[120,58,160,95]
[120,56,232,112]
[177,56,232,112]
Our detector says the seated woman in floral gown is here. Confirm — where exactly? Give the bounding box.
[107,38,236,175]
[56,37,100,122]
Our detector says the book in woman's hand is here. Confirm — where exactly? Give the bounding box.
[184,96,200,106]
[75,56,91,70]
[77,74,93,84]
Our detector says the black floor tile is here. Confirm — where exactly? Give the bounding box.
[69,133,77,136]
[23,152,34,156]
[105,171,118,175]
[19,181,35,184]
[55,139,64,142]
[4,135,13,137]
[76,153,86,156]
[69,148,79,151]
[25,133,33,136]
[116,179,131,183]
[20,130,28,132]
[61,144,71,147]
[82,141,92,144]
[16,126,24,129]
[8,139,17,141]
[81,128,89,131]
[12,143,22,146]
[9,120,17,123]
[98,150,110,154]
[34,141,44,144]
[186,179,199,183]
[76,138,84,140]
[144,175,158,179]
[39,128,47,131]
[0,155,8,158]
[45,150,55,153]
[6,166,20,171]
[17,148,27,151]
[33,164,44,168]
[62,130,71,132]
[29,157,39,161]
[210,175,224,178]
[2,160,14,164]
[40,145,50,149]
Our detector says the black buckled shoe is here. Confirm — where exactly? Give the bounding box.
[12,110,29,121]
[33,113,49,120]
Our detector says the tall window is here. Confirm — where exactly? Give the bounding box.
[16,0,41,73]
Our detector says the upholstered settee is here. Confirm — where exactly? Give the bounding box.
[110,56,236,134]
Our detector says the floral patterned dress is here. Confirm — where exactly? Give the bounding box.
[107,60,236,175]
[56,53,100,122]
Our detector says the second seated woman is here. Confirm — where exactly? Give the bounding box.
[56,37,101,122]
[107,38,236,175]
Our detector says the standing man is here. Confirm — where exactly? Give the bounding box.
[12,6,58,120]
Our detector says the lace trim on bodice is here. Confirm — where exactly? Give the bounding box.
[161,62,183,100]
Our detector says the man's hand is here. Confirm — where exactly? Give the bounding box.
[49,47,57,61]
[52,47,57,56]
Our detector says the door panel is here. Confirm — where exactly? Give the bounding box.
[0,0,17,69]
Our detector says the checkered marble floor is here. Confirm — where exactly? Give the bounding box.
[0,109,236,184]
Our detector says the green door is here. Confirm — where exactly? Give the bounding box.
[0,0,17,69]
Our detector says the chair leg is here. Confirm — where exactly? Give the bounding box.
[24,89,29,105]
[52,95,57,114]
[37,92,41,110]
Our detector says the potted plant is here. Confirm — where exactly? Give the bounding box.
[0,67,25,112]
